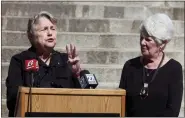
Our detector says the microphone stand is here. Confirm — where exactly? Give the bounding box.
[27,72,34,116]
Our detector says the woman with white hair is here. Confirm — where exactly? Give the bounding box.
[6,11,81,117]
[119,13,183,116]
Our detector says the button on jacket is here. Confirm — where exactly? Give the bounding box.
[6,46,81,117]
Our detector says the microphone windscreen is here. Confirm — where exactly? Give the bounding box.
[25,59,39,72]
[80,70,90,77]
[79,70,98,89]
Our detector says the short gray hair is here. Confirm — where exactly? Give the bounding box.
[140,13,174,45]
[27,11,57,45]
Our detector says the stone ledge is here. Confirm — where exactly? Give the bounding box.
[2,32,184,51]
[1,47,184,67]
[2,2,184,21]
[2,1,184,8]
[2,17,184,35]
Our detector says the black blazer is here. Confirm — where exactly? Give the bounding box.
[6,46,81,117]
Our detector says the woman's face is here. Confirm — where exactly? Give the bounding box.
[140,34,161,58]
[33,17,57,50]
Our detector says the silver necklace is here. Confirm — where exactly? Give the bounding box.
[140,53,165,99]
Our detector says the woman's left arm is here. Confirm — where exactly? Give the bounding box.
[162,63,183,117]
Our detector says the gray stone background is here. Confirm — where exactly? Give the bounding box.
[1,1,184,117]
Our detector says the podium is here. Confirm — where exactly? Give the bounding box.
[15,87,126,117]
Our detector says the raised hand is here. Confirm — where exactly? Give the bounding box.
[66,44,81,77]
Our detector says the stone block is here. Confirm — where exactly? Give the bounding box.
[2,2,76,18]
[123,6,184,21]
[69,19,109,32]
[173,36,184,50]
[2,47,26,63]
[86,51,140,65]
[104,6,124,18]
[2,32,140,48]
[57,19,68,32]
[2,65,9,83]
[76,5,104,18]
[2,32,184,51]
[56,33,101,48]
[2,17,67,32]
[2,16,7,30]
[2,47,184,66]
[4,17,29,31]
[165,51,184,66]
[2,32,30,46]
[109,19,142,33]
[96,82,119,89]
[63,1,166,7]
[149,7,184,21]
[1,102,8,117]
[85,68,122,83]
[2,17,184,35]
[165,1,184,8]
[173,21,184,36]
[110,19,184,35]
[148,7,174,19]
[173,8,184,21]
[123,7,148,20]
[2,82,6,100]
[2,2,184,21]
[1,47,140,65]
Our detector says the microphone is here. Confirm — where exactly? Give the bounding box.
[25,59,39,87]
[78,70,98,89]
[24,59,39,115]
[25,59,39,72]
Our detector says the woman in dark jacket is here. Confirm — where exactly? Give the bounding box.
[119,13,183,117]
[6,11,81,117]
